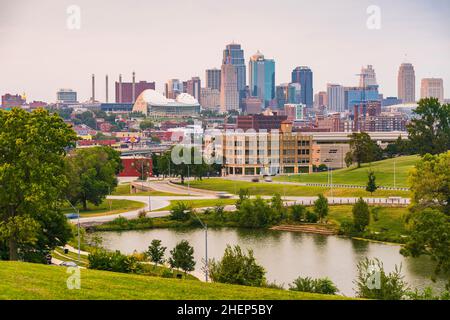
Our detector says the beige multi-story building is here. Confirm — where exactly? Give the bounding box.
[420,78,444,102]
[200,87,220,111]
[220,63,239,112]
[222,122,312,176]
[398,63,416,103]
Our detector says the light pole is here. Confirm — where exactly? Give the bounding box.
[67,200,81,262]
[393,157,396,189]
[186,210,208,282]
[187,164,190,195]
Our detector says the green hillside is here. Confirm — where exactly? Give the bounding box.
[0,261,348,300]
[274,155,419,187]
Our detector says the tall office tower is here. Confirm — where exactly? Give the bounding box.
[165,79,183,99]
[276,83,298,108]
[359,65,378,87]
[291,66,313,108]
[206,68,221,91]
[56,89,77,104]
[248,51,275,107]
[222,43,246,104]
[186,77,201,102]
[421,78,444,102]
[220,63,239,113]
[397,63,416,103]
[327,84,345,112]
[200,87,220,111]
[314,91,327,110]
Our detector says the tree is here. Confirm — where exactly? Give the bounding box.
[65,146,121,211]
[352,198,370,232]
[313,194,329,223]
[347,132,382,168]
[0,108,77,261]
[235,188,250,210]
[134,158,151,181]
[146,239,166,269]
[209,245,266,287]
[407,98,450,156]
[169,202,192,221]
[400,209,450,289]
[409,151,450,215]
[139,119,154,131]
[270,193,287,221]
[354,258,409,300]
[169,240,196,276]
[290,204,307,222]
[236,197,275,228]
[289,276,339,295]
[366,171,378,195]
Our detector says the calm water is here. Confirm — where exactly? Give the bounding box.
[98,228,447,296]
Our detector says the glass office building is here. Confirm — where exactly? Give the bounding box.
[291,66,313,108]
[249,51,275,107]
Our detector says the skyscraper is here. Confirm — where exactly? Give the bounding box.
[249,51,275,107]
[397,63,416,103]
[205,68,221,91]
[327,84,345,112]
[359,65,378,88]
[165,79,183,99]
[186,77,201,102]
[291,66,313,108]
[220,63,239,113]
[421,78,444,102]
[223,43,246,104]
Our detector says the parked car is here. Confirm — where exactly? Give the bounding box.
[217,192,232,199]
[60,261,78,267]
[65,213,79,220]
[251,177,259,182]
[264,176,272,182]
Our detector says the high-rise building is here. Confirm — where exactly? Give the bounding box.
[220,63,239,113]
[1,93,26,109]
[222,43,246,103]
[200,87,220,111]
[165,79,183,99]
[205,68,221,91]
[276,83,299,108]
[248,51,275,107]
[420,78,444,102]
[291,66,313,108]
[359,65,378,88]
[186,77,201,102]
[115,79,155,103]
[397,63,416,103]
[344,86,380,110]
[56,89,77,104]
[243,97,263,115]
[314,91,327,110]
[327,84,345,112]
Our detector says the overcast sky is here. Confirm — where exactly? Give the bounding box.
[1,0,449,103]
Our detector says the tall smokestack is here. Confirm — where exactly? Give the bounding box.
[119,74,122,103]
[91,74,95,102]
[132,71,136,103]
[105,74,109,103]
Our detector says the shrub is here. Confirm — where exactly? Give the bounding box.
[88,249,142,274]
[170,202,192,221]
[313,194,329,222]
[137,209,147,219]
[290,204,307,222]
[289,276,338,295]
[209,245,266,287]
[111,216,128,226]
[305,210,319,223]
[235,188,250,210]
[352,198,370,232]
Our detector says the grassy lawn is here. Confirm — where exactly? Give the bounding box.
[274,155,419,188]
[154,199,237,212]
[325,205,409,242]
[62,199,145,217]
[112,183,182,196]
[0,261,348,300]
[186,179,410,198]
[52,247,89,268]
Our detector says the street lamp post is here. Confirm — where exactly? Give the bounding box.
[187,164,190,195]
[186,210,208,282]
[394,157,396,189]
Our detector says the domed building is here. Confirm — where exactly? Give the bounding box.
[132,89,201,116]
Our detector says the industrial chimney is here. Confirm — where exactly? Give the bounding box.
[132,71,136,103]
[91,74,95,102]
[105,74,109,103]
[119,74,122,103]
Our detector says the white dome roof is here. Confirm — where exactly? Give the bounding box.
[176,93,198,105]
[141,89,169,105]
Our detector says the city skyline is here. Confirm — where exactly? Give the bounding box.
[1,0,449,102]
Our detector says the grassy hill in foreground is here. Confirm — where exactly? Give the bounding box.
[274,155,419,187]
[0,262,348,300]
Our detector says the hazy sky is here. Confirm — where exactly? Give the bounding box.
[1,0,449,103]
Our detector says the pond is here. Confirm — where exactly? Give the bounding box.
[98,227,447,297]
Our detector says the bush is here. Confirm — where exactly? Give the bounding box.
[313,194,329,222]
[88,249,142,274]
[289,276,338,295]
[170,202,192,221]
[352,198,370,232]
[137,209,147,219]
[290,204,307,222]
[111,216,128,226]
[236,197,274,228]
[209,245,266,287]
[305,210,319,223]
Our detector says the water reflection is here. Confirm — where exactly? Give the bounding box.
[98,228,446,296]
